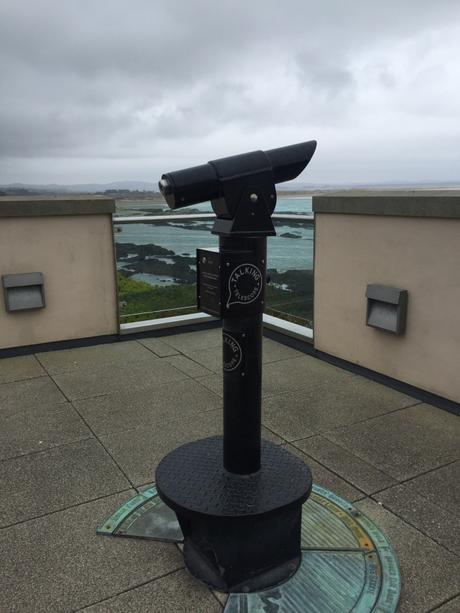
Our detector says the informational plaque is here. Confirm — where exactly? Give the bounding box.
[197,248,221,317]
[197,248,265,318]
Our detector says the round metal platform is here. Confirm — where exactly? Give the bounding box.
[155,436,312,517]
[97,484,401,612]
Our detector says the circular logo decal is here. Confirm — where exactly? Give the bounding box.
[226,263,263,308]
[223,333,242,372]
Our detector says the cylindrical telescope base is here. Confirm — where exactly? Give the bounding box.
[155,436,312,593]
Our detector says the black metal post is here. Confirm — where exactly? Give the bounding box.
[221,235,266,475]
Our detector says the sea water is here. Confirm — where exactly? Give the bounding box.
[116,197,313,285]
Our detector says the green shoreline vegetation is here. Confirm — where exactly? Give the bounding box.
[118,270,313,327]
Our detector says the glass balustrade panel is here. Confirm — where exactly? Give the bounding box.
[266,218,314,328]
[115,218,216,323]
[114,195,313,326]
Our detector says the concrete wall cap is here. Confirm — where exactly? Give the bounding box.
[0,196,115,217]
[313,190,460,218]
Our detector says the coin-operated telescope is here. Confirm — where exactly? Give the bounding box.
[156,141,317,593]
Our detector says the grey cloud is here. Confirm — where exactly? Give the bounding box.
[0,0,459,184]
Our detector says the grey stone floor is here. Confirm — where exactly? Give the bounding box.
[0,327,459,612]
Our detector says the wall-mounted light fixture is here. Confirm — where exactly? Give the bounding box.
[366,284,408,335]
[2,272,45,312]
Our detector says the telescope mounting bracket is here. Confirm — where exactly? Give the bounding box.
[211,169,277,237]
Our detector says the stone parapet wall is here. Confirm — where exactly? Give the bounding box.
[0,197,118,349]
[313,191,460,403]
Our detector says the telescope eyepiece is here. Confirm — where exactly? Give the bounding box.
[265,141,317,184]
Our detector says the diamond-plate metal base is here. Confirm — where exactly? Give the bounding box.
[97,485,400,612]
[155,436,312,592]
[156,437,312,516]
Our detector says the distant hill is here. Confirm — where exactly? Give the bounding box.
[0,180,159,194]
[1,179,459,196]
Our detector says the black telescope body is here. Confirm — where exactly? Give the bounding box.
[159,141,317,210]
[155,140,316,593]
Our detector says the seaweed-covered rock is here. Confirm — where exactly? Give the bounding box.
[116,242,175,259]
[280,232,302,239]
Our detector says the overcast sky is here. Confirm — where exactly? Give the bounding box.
[1,0,459,186]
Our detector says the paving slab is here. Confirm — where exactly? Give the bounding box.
[213,590,228,607]
[164,354,213,378]
[196,373,223,396]
[293,435,397,494]
[81,568,221,613]
[101,412,282,487]
[185,338,301,374]
[185,346,222,373]
[261,354,354,397]
[261,337,304,363]
[100,412,222,486]
[51,358,188,401]
[138,337,181,357]
[0,438,130,527]
[0,491,184,613]
[404,460,459,518]
[73,379,222,437]
[163,327,222,353]
[0,354,46,384]
[0,401,91,461]
[355,498,460,613]
[0,375,66,411]
[36,340,155,375]
[432,596,460,612]
[284,443,363,502]
[262,376,418,442]
[374,483,460,555]
[197,354,354,399]
[324,404,460,480]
